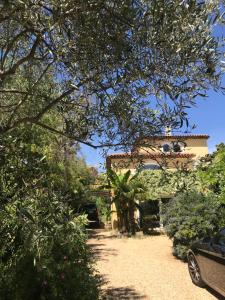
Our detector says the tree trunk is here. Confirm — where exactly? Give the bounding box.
[123,208,130,233]
[128,200,136,235]
[116,199,130,234]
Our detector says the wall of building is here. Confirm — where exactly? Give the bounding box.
[110,156,195,173]
[137,137,208,158]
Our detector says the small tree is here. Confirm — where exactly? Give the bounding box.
[105,169,145,234]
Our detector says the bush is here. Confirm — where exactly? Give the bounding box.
[161,191,225,260]
[0,193,100,300]
[0,126,100,299]
[95,197,111,224]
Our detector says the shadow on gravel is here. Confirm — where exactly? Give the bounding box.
[88,236,118,261]
[92,234,119,240]
[87,229,118,240]
[102,286,146,299]
[89,244,118,261]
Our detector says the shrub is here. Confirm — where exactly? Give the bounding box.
[95,197,112,224]
[0,126,100,299]
[0,193,100,300]
[161,191,225,260]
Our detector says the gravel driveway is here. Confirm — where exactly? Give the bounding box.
[88,230,223,300]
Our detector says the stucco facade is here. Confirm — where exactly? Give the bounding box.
[107,135,209,172]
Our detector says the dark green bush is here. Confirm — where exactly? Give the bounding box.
[0,127,100,300]
[0,194,100,300]
[95,197,112,224]
[161,191,225,260]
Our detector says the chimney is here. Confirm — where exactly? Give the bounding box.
[165,126,172,136]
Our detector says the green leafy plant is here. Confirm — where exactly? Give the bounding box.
[0,125,100,299]
[105,169,145,234]
[161,191,225,260]
[198,143,225,203]
[136,169,201,200]
[95,197,112,224]
[0,195,100,300]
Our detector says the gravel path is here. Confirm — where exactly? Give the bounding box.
[88,230,223,300]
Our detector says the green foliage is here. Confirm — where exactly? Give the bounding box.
[95,197,112,223]
[106,169,145,234]
[0,125,100,299]
[161,145,225,260]
[136,170,173,200]
[136,169,200,200]
[161,191,225,260]
[0,196,99,300]
[198,143,225,203]
[0,1,224,150]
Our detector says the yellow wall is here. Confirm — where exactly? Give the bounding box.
[137,137,208,158]
[110,156,195,173]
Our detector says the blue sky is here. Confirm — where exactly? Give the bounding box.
[189,89,225,153]
[80,88,225,171]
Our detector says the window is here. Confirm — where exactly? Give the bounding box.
[140,164,161,171]
[161,141,186,153]
[173,143,181,152]
[162,144,170,152]
[172,141,186,152]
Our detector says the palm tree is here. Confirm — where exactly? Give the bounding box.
[106,169,145,235]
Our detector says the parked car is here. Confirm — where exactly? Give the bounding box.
[78,203,100,228]
[187,227,225,297]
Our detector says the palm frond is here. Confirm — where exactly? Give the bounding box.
[122,170,131,184]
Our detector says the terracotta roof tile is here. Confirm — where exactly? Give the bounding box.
[138,134,209,140]
[106,152,195,167]
[107,152,195,159]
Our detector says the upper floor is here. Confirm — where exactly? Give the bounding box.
[106,134,209,172]
[133,134,209,157]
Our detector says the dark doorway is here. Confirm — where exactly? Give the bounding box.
[78,203,101,228]
[139,200,160,231]
[139,198,171,232]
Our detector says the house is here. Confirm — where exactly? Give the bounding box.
[106,133,209,230]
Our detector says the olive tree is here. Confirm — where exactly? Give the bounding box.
[0,0,224,151]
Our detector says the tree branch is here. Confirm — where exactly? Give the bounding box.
[0,35,41,81]
[34,121,137,150]
[33,121,99,149]
[0,89,31,95]
[33,87,78,121]
[1,30,28,67]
